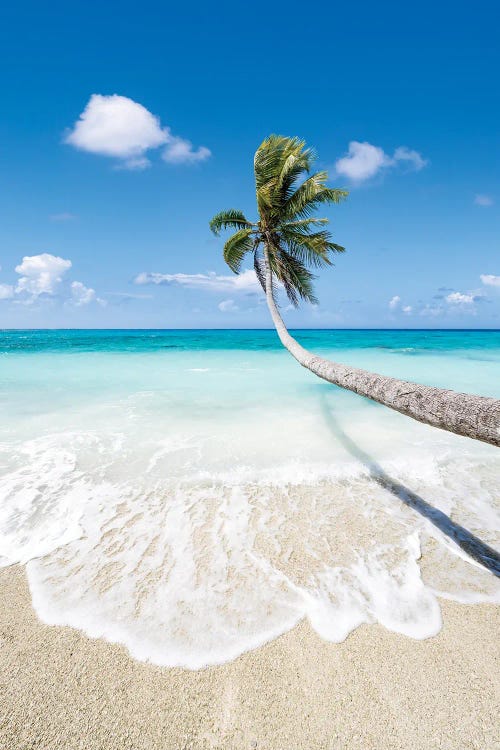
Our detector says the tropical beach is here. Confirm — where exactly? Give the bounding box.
[1,1,500,747]
[1,329,499,749]
[2,330,499,660]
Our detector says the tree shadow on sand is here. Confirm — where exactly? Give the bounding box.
[318,392,500,577]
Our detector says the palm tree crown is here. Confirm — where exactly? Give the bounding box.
[209,135,348,306]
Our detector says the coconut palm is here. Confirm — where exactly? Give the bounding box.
[210,135,500,447]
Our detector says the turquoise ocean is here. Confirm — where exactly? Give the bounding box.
[1,329,499,667]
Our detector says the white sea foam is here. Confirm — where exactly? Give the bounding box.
[1,424,498,669]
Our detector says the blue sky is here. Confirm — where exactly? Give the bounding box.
[0,0,498,328]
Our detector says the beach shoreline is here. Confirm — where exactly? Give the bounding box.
[1,564,498,750]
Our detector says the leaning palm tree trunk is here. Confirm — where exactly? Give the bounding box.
[264,252,500,447]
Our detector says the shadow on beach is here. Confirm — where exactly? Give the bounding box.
[318,392,500,577]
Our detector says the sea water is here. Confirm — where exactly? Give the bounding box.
[0,329,499,667]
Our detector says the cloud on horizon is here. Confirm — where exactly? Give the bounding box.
[15,253,72,299]
[0,253,102,307]
[69,280,105,307]
[446,291,475,306]
[65,94,211,170]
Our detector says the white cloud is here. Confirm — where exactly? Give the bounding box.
[2,253,103,308]
[480,274,500,288]
[336,142,392,182]
[393,147,428,171]
[389,295,401,309]
[65,94,210,169]
[65,94,167,165]
[218,299,239,312]
[402,305,413,314]
[70,281,100,306]
[446,292,475,305]
[15,253,72,298]
[163,137,211,165]
[474,194,494,207]
[0,283,14,300]
[134,269,260,293]
[335,141,427,182]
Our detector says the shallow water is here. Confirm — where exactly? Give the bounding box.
[1,329,499,667]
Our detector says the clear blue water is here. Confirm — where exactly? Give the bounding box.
[0,329,499,667]
[2,328,500,355]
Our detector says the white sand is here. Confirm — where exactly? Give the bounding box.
[1,565,498,749]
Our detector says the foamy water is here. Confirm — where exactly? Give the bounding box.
[0,330,499,667]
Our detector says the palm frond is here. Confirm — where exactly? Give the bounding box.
[282,226,344,250]
[280,234,330,268]
[283,172,348,221]
[269,246,318,306]
[210,209,254,236]
[223,228,254,273]
[255,135,315,218]
[254,135,298,190]
[281,217,329,230]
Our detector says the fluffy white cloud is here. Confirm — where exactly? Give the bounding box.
[336,142,392,181]
[65,94,167,166]
[218,299,239,312]
[70,281,98,306]
[446,292,475,305]
[335,141,427,182]
[480,274,500,287]
[65,94,211,169]
[163,136,211,165]
[389,295,401,309]
[2,253,103,308]
[15,253,72,298]
[474,194,494,207]
[134,269,260,293]
[0,283,14,300]
[402,305,413,314]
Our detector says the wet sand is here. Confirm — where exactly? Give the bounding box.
[0,565,498,750]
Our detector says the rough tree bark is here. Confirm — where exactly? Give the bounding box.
[263,251,500,447]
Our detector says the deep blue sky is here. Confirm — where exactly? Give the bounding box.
[0,0,498,328]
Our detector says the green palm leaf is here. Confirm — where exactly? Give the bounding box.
[210,210,254,236]
[223,228,254,273]
[274,249,318,306]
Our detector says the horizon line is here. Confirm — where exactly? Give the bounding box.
[1,327,499,333]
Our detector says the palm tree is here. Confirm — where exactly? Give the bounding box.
[210,135,500,447]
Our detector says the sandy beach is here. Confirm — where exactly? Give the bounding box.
[0,564,498,750]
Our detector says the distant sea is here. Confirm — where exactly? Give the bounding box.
[1,329,499,667]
